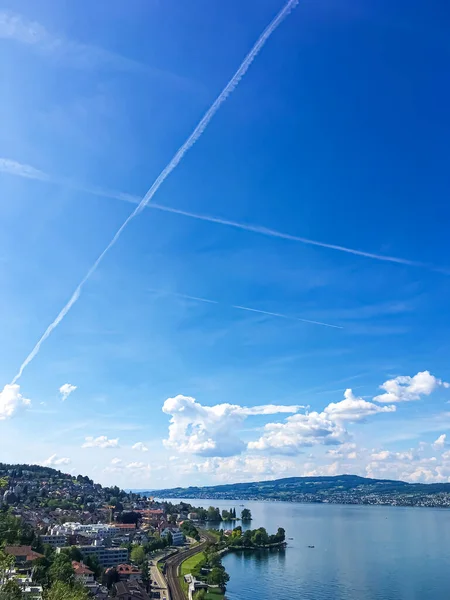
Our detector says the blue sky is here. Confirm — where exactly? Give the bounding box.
[1,0,450,488]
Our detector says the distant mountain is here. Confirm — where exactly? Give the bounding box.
[145,474,450,507]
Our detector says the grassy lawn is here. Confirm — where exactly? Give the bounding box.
[180,551,205,576]
[179,551,207,599]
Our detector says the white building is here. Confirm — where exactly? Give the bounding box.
[40,534,68,548]
[161,528,185,546]
[57,544,128,567]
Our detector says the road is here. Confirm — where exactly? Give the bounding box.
[150,558,169,600]
[164,533,216,600]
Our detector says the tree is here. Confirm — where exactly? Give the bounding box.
[221,509,230,520]
[49,554,75,585]
[207,567,229,589]
[130,545,146,566]
[141,560,150,592]
[206,507,222,522]
[196,590,207,600]
[0,579,22,600]
[84,554,101,578]
[61,546,83,562]
[207,552,221,568]
[251,527,269,547]
[241,508,252,520]
[103,567,119,590]
[117,511,140,525]
[0,548,14,581]
[45,581,90,600]
[166,531,173,546]
[276,527,285,542]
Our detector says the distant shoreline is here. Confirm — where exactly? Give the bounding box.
[152,495,450,510]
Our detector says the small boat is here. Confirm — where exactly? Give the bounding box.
[307,545,315,549]
[288,537,294,540]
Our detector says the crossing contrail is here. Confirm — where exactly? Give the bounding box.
[10,0,299,384]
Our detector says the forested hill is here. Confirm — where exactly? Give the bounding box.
[0,463,78,481]
[147,474,450,507]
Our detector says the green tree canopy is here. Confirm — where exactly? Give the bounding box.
[44,581,90,600]
[206,507,222,521]
[130,545,146,566]
[0,579,22,600]
[241,508,252,520]
[207,566,229,589]
[49,553,75,585]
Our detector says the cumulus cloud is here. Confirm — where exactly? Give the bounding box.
[433,434,447,449]
[0,384,31,420]
[248,411,348,455]
[248,388,394,456]
[111,458,122,465]
[42,454,71,467]
[162,395,300,457]
[323,389,396,421]
[82,435,119,449]
[182,455,296,483]
[374,371,449,403]
[131,442,148,452]
[59,383,77,401]
[327,443,358,459]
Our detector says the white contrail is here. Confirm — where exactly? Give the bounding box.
[149,204,429,268]
[149,288,342,329]
[3,157,446,271]
[10,0,299,384]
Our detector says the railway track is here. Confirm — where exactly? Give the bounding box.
[164,532,217,600]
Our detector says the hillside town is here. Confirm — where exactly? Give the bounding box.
[0,463,259,600]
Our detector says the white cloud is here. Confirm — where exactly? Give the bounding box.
[82,435,119,449]
[59,383,77,401]
[433,434,447,449]
[182,455,296,483]
[162,395,300,457]
[42,454,71,467]
[327,443,358,459]
[248,388,393,456]
[248,411,348,455]
[0,158,48,180]
[131,442,148,452]
[374,371,449,403]
[323,389,396,421]
[126,462,151,471]
[370,450,391,461]
[111,458,122,465]
[0,384,31,420]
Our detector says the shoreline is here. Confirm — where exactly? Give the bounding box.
[157,496,450,510]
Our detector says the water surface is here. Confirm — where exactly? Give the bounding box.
[176,498,450,599]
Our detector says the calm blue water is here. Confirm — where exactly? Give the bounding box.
[174,498,450,600]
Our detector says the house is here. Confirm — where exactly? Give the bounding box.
[114,581,150,600]
[3,572,43,600]
[187,512,198,521]
[111,523,137,536]
[116,564,142,582]
[4,546,43,567]
[72,561,95,584]
[21,584,44,600]
[160,528,185,546]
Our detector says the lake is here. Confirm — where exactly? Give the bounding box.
[173,498,450,599]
